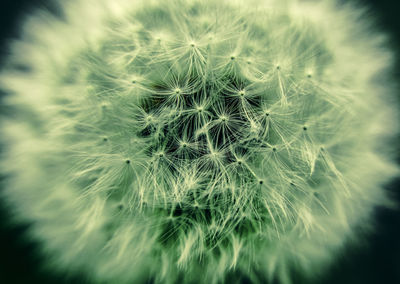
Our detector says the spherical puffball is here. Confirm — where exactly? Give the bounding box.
[0,0,398,283]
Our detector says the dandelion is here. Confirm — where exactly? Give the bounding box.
[0,0,398,283]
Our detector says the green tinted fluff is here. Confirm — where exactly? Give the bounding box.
[0,0,398,283]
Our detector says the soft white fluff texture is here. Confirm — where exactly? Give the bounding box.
[0,0,398,283]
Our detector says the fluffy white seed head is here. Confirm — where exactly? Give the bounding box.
[0,0,398,283]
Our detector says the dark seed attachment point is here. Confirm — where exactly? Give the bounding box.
[125,159,130,164]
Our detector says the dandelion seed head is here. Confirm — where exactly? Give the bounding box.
[0,0,398,283]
